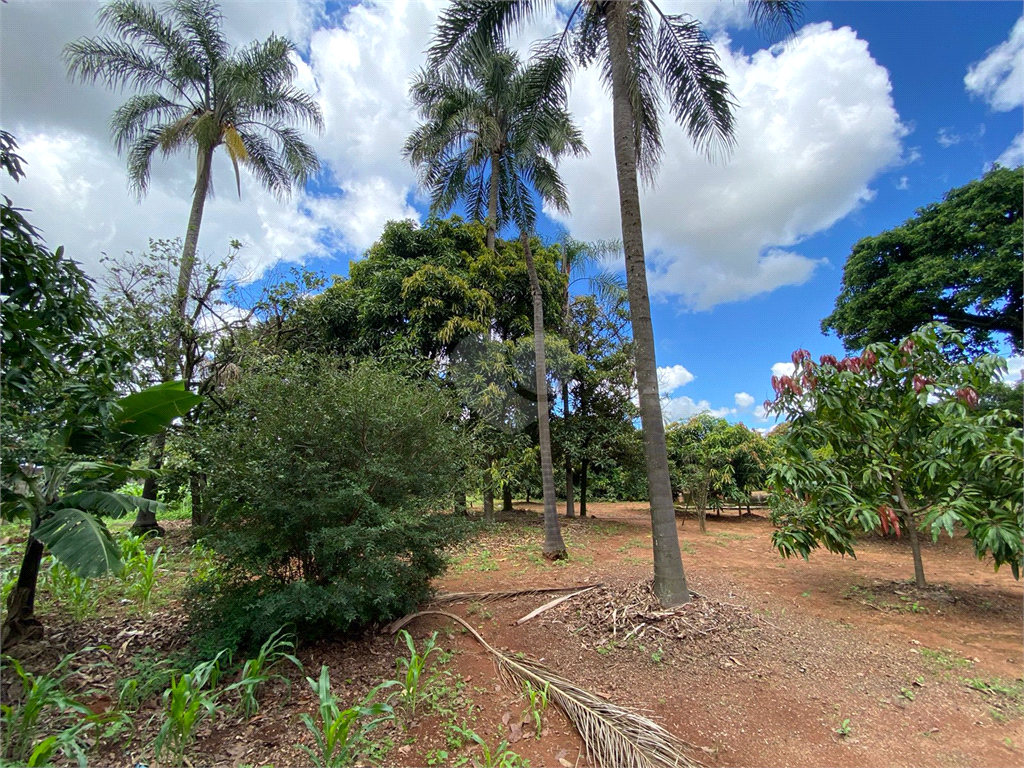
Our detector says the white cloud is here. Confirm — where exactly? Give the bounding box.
[734,392,755,409]
[550,21,907,310]
[771,361,796,378]
[937,127,962,147]
[997,133,1024,167]
[965,17,1024,111]
[753,404,772,422]
[658,364,695,394]
[896,175,910,190]
[662,396,734,424]
[1002,356,1024,383]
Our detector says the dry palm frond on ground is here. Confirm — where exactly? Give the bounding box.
[389,609,703,768]
[430,584,602,606]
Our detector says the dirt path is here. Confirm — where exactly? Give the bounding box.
[9,504,1021,768]
[420,501,1023,768]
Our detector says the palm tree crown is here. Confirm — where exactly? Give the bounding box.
[65,0,323,200]
[404,45,585,243]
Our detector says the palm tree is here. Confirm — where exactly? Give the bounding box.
[428,0,802,606]
[65,0,323,531]
[404,46,586,557]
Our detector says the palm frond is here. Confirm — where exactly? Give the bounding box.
[428,0,546,70]
[125,127,163,196]
[111,92,187,153]
[64,37,173,92]
[391,610,703,768]
[748,0,804,41]
[172,0,228,70]
[650,2,736,162]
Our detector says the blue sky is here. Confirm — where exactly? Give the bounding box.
[2,1,1021,427]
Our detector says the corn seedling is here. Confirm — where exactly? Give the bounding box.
[153,651,229,767]
[0,652,92,767]
[393,629,441,717]
[45,561,97,622]
[298,665,396,768]
[452,726,528,768]
[228,628,304,719]
[521,681,549,738]
[127,545,163,610]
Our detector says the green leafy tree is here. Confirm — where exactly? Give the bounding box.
[666,415,771,532]
[65,0,323,525]
[190,357,469,651]
[427,0,801,606]
[766,323,1022,587]
[823,165,1023,354]
[405,46,585,557]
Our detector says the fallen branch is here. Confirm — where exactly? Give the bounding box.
[389,609,703,768]
[516,586,600,626]
[431,584,602,606]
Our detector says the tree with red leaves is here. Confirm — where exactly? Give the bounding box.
[766,323,1022,587]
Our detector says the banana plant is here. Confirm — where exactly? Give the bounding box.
[1,381,201,644]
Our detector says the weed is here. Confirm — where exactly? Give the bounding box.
[229,628,304,719]
[919,648,972,671]
[835,718,852,738]
[452,726,529,768]
[650,648,665,665]
[0,652,92,767]
[800,591,811,598]
[117,649,179,710]
[680,541,696,555]
[963,677,1024,715]
[298,666,395,768]
[521,681,549,738]
[899,688,915,702]
[153,651,229,767]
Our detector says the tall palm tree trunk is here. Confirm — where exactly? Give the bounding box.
[562,247,575,518]
[523,231,567,559]
[486,151,500,250]
[134,143,214,533]
[606,2,690,606]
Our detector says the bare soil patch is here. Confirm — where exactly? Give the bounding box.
[3,503,1021,767]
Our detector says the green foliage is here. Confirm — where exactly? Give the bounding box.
[45,561,98,623]
[153,651,229,767]
[0,651,93,767]
[227,628,304,719]
[65,0,322,200]
[823,165,1023,354]
[667,415,773,524]
[767,324,1023,580]
[521,680,549,738]
[392,630,442,717]
[298,666,396,768]
[191,357,470,650]
[451,726,529,768]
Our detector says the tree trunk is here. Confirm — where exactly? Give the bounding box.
[2,534,45,645]
[579,457,588,518]
[563,383,575,518]
[502,483,513,512]
[561,244,576,519]
[523,231,567,559]
[133,431,167,536]
[483,484,495,523]
[892,478,926,587]
[189,472,209,529]
[486,151,500,251]
[605,3,689,605]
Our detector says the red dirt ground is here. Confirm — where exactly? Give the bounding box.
[7,502,1022,768]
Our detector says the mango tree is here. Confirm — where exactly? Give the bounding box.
[767,323,1022,587]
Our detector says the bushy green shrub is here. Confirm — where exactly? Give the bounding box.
[189,357,469,650]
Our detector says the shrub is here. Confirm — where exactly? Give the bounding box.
[190,357,469,650]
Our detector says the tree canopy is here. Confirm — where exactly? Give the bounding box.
[823,165,1023,354]
[767,324,1022,586]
